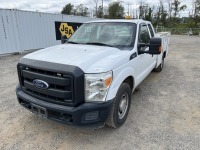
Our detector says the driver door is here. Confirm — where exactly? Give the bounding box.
[135,23,157,84]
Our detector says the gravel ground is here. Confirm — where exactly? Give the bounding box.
[0,35,200,150]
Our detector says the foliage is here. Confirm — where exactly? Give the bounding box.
[75,4,89,16]
[61,3,74,15]
[61,3,89,16]
[172,0,187,18]
[90,0,99,17]
[137,0,200,29]
[107,1,124,19]
[96,6,103,18]
[61,1,200,30]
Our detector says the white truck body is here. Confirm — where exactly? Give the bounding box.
[16,19,170,128]
[23,20,170,100]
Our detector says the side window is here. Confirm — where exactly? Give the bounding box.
[138,24,150,44]
[148,24,155,37]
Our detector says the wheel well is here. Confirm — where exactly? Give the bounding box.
[163,51,166,58]
[123,76,134,91]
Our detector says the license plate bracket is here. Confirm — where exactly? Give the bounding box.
[31,104,48,119]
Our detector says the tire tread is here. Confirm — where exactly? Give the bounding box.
[106,83,131,128]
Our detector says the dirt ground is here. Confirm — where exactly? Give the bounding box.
[0,35,200,150]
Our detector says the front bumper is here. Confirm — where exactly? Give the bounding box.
[16,85,112,126]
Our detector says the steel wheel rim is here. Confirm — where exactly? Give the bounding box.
[118,93,129,119]
[161,59,164,68]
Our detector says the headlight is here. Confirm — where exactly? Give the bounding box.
[85,71,113,102]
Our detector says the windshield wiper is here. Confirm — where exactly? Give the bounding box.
[85,42,115,47]
[67,41,79,44]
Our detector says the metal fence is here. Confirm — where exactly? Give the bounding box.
[156,27,200,35]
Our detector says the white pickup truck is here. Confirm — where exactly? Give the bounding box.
[16,19,170,128]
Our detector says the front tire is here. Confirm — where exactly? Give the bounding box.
[106,83,131,128]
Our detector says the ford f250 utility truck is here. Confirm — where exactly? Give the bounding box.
[16,19,170,128]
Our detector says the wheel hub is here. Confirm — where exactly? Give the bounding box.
[118,93,128,119]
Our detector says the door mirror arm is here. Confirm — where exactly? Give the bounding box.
[138,43,150,54]
[61,35,68,44]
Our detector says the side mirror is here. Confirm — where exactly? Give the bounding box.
[61,35,67,44]
[149,38,162,55]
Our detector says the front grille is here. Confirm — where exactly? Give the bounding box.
[18,65,74,106]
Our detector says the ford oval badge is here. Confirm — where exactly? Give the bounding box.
[33,79,49,89]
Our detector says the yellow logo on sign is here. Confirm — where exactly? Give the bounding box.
[59,23,74,39]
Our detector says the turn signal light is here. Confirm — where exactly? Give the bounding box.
[105,76,112,87]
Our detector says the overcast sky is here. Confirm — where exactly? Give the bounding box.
[0,0,194,17]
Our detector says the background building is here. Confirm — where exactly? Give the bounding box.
[0,9,100,55]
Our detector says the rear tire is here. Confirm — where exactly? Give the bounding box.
[154,56,164,72]
[106,83,131,128]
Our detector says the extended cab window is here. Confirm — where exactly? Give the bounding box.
[148,24,155,37]
[138,24,150,44]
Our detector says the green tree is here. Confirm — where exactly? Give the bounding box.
[139,3,154,21]
[196,0,200,15]
[172,0,187,18]
[160,2,168,25]
[145,7,153,21]
[108,1,124,19]
[138,1,145,19]
[61,3,74,15]
[91,0,99,17]
[193,1,200,26]
[74,4,89,16]
[151,0,168,26]
[167,0,173,20]
[154,6,161,26]
[96,6,103,18]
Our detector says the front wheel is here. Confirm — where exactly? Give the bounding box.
[106,83,131,128]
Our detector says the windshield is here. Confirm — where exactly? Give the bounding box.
[67,22,136,48]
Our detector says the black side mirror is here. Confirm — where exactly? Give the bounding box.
[61,35,67,44]
[149,38,162,54]
[138,38,162,55]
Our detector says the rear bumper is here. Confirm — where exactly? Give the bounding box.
[16,85,112,126]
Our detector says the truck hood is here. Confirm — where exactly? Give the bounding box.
[22,44,130,73]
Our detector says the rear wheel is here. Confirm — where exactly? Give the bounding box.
[106,83,131,128]
[154,56,164,72]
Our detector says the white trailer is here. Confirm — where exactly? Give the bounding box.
[0,9,100,55]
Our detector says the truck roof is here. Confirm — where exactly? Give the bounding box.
[86,19,150,24]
